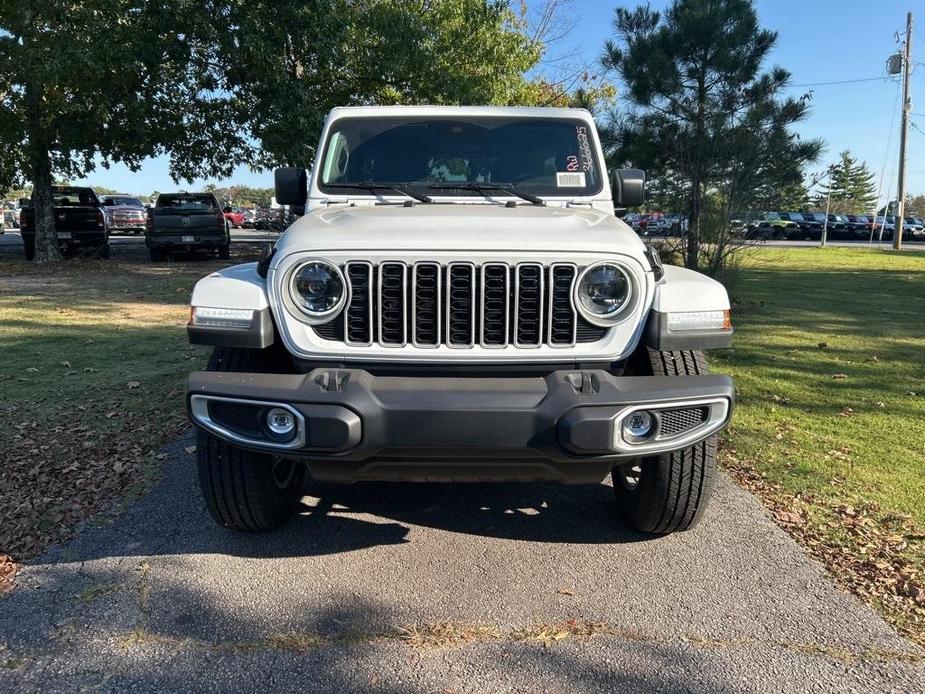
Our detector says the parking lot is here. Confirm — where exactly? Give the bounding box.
[1,434,923,693]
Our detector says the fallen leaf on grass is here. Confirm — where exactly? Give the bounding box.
[832,373,848,379]
[126,381,140,389]
[839,407,854,417]
[60,361,71,368]
[774,511,805,526]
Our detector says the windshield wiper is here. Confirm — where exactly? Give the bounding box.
[325,181,433,204]
[426,182,545,205]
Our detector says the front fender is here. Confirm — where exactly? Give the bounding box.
[188,262,276,349]
[645,265,733,350]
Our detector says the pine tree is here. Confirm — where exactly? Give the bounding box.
[815,151,878,214]
[601,0,822,270]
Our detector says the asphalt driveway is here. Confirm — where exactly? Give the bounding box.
[1,433,922,693]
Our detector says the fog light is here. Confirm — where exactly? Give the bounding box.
[266,407,296,436]
[623,410,654,439]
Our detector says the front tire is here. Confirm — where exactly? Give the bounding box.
[196,346,304,530]
[613,349,718,534]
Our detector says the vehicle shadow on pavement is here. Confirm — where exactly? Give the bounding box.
[301,480,652,545]
[26,436,650,568]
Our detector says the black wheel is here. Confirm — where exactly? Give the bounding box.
[23,236,35,260]
[218,241,230,260]
[196,346,304,531]
[98,243,111,259]
[148,247,166,262]
[612,349,718,534]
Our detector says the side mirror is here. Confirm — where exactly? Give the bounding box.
[612,169,645,208]
[274,167,307,206]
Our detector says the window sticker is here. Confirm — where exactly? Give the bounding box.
[556,171,587,187]
[575,125,594,173]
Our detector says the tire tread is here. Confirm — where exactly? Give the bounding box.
[614,348,718,534]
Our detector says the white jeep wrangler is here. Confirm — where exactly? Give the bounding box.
[186,106,734,534]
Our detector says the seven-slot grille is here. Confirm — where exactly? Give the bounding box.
[315,261,609,348]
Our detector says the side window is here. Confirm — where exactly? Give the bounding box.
[322,132,349,183]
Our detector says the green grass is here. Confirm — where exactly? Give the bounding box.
[0,257,223,558]
[711,247,925,525]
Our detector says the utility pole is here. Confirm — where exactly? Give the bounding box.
[895,11,913,251]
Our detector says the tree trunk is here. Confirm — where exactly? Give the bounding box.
[685,175,702,270]
[23,16,62,264]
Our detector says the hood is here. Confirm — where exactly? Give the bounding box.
[274,203,646,258]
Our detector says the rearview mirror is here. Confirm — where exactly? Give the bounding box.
[274,167,307,207]
[612,169,645,208]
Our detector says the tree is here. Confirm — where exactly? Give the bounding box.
[904,193,925,217]
[218,0,545,168]
[601,0,822,270]
[813,151,878,214]
[0,0,249,262]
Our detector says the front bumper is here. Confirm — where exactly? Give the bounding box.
[187,368,734,483]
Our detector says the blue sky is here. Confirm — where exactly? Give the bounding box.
[77,0,923,204]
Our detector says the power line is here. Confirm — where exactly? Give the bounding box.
[785,76,887,88]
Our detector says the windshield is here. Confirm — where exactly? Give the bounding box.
[156,194,218,210]
[50,188,99,206]
[108,196,144,207]
[318,116,603,198]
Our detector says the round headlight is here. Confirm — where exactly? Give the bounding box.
[289,260,346,321]
[575,262,633,325]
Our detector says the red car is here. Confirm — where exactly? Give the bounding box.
[222,207,245,228]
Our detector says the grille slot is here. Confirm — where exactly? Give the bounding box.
[481,263,510,347]
[412,262,441,347]
[658,407,709,437]
[345,261,373,345]
[378,262,407,346]
[514,263,544,347]
[447,262,476,347]
[548,264,577,346]
[314,261,614,349]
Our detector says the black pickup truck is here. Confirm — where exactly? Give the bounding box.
[146,193,230,261]
[19,186,110,260]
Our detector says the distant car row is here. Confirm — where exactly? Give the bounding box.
[14,186,290,260]
[625,210,925,242]
[741,212,924,241]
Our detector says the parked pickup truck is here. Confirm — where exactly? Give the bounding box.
[19,186,110,260]
[101,194,147,235]
[223,207,245,228]
[146,193,231,261]
[185,106,735,536]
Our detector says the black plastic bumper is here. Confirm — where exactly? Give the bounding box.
[187,368,734,483]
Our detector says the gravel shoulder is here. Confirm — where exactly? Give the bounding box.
[1,433,923,693]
